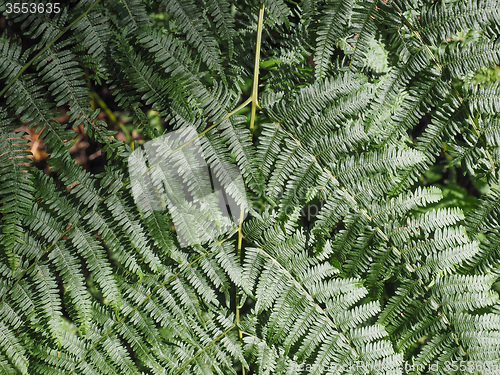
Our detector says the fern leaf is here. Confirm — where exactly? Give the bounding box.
[162,0,224,75]
[0,115,33,267]
[314,0,353,79]
[348,0,379,69]
[416,0,500,44]
[72,8,112,69]
[441,41,500,79]
[110,0,150,32]
[205,0,235,58]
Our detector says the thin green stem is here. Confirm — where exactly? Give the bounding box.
[249,2,266,134]
[0,0,102,98]
[236,207,246,374]
[139,3,267,190]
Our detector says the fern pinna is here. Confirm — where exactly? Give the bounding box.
[0,0,500,374]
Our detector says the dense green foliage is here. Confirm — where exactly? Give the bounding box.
[1,0,500,373]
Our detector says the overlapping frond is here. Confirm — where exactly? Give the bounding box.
[415,0,500,45]
[242,226,402,373]
[1,0,500,373]
[162,0,224,75]
[314,0,353,79]
[348,0,379,69]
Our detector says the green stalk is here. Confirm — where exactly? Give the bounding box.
[236,5,265,373]
[249,2,266,135]
[236,207,245,374]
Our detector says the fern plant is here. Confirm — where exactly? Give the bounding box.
[0,0,500,373]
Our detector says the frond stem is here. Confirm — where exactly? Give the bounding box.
[236,206,246,374]
[249,2,266,134]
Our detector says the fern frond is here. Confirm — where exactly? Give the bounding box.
[263,72,366,130]
[416,0,500,44]
[218,116,264,195]
[373,46,431,109]
[242,226,401,371]
[1,0,500,373]
[110,0,150,32]
[29,264,64,343]
[265,0,292,26]
[348,0,379,69]
[0,299,29,374]
[465,81,500,114]
[379,72,445,146]
[0,113,33,267]
[392,102,462,193]
[441,41,500,79]
[314,0,353,79]
[162,0,224,75]
[35,41,97,128]
[331,147,425,188]
[138,29,236,122]
[205,0,235,58]
[466,187,500,236]
[49,243,92,331]
[71,7,112,69]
